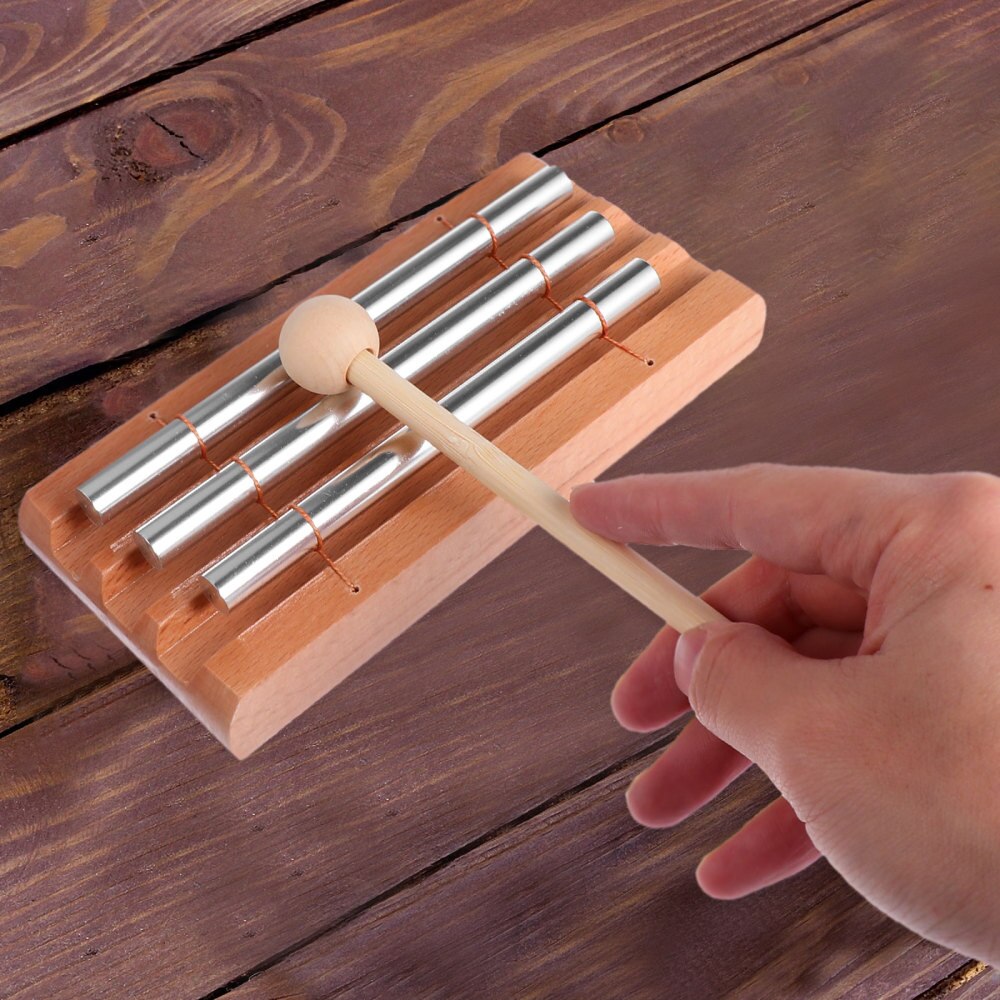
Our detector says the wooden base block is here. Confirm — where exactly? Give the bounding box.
[19,154,765,757]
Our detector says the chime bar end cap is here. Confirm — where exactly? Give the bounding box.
[76,486,108,525]
[133,527,167,571]
[202,576,234,614]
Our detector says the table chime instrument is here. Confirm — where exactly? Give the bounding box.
[20,155,765,757]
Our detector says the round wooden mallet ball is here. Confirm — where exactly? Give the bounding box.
[278,295,380,395]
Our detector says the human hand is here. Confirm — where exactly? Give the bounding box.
[570,464,1000,964]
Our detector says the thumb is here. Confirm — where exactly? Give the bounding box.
[674,622,838,778]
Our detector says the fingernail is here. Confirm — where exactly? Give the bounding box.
[674,627,708,695]
[609,677,625,723]
[625,770,646,816]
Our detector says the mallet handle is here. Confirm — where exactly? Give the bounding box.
[347,349,724,631]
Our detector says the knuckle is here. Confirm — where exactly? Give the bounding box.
[647,482,678,540]
[720,464,777,546]
[762,708,831,791]
[940,472,1000,523]
[687,626,745,729]
[773,709,851,796]
[891,472,1000,574]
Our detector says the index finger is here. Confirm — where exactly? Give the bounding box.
[570,463,921,589]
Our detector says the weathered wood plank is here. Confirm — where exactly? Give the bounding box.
[221,758,962,1000]
[0,0,318,140]
[2,0,998,996]
[0,0,857,404]
[0,561,688,999]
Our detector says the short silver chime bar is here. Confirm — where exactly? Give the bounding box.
[77,165,573,524]
[201,259,660,611]
[135,211,614,567]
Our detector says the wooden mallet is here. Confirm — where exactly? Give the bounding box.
[279,295,724,632]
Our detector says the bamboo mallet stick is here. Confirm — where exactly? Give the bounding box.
[279,295,724,632]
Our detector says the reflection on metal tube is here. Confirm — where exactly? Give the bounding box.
[136,213,613,567]
[201,260,660,611]
[78,166,573,523]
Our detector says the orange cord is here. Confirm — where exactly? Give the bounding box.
[448,212,650,364]
[575,295,650,365]
[471,212,508,271]
[231,457,280,520]
[162,413,356,591]
[289,503,359,592]
[519,252,563,313]
[175,414,221,472]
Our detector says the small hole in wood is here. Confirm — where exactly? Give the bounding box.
[351,585,361,595]
[645,358,655,367]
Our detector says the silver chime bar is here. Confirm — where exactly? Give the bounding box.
[202,259,660,611]
[77,166,573,524]
[135,212,614,568]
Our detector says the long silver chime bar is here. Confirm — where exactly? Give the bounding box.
[77,166,573,524]
[202,259,660,611]
[136,212,614,567]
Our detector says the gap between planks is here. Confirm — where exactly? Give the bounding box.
[0,0,873,154]
[0,0,356,151]
[534,0,874,160]
[915,961,991,1000]
[196,729,680,1000]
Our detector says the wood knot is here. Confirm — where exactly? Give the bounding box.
[775,63,811,87]
[136,106,214,168]
[99,103,216,183]
[608,116,644,146]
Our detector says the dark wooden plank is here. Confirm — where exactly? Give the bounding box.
[0,0,318,140]
[2,0,998,996]
[0,0,856,404]
[221,757,958,1000]
[0,565,681,999]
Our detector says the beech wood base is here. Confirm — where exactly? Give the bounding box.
[20,154,765,757]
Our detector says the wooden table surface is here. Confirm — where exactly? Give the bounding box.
[1,2,998,997]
